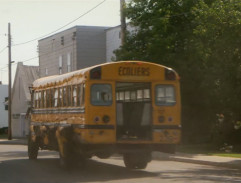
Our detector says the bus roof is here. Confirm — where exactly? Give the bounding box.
[32,61,175,88]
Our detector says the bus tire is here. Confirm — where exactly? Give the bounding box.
[28,136,39,160]
[123,153,149,169]
[59,142,73,168]
[59,143,86,169]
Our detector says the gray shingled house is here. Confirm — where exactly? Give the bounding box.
[38,26,109,77]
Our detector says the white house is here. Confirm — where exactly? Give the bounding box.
[0,83,8,128]
[12,62,39,137]
[106,24,136,62]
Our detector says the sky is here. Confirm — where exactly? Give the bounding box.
[0,0,122,85]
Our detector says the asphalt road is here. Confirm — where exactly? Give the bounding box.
[0,144,241,183]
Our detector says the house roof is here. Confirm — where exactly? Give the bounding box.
[38,25,110,42]
[12,62,40,101]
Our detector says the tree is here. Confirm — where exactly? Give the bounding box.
[192,0,241,146]
[115,0,241,146]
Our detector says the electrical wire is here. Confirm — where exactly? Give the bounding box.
[0,46,7,54]
[0,41,76,71]
[12,0,107,47]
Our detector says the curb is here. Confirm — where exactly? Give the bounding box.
[170,157,241,170]
[152,152,241,170]
[0,139,27,145]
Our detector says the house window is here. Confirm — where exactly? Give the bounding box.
[5,97,8,110]
[72,32,76,40]
[67,53,71,72]
[59,55,63,74]
[61,36,64,45]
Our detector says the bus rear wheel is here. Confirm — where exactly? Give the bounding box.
[28,136,39,160]
[59,143,86,169]
[123,152,151,169]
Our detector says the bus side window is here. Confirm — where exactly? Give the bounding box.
[77,85,81,106]
[51,89,55,108]
[59,88,63,107]
[67,86,72,106]
[80,84,85,108]
[43,90,46,108]
[46,89,51,108]
[38,91,42,108]
[63,87,67,107]
[73,85,77,106]
[34,91,38,108]
[54,88,58,107]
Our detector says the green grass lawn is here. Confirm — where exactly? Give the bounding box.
[209,153,241,158]
[177,144,241,158]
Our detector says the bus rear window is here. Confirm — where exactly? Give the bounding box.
[91,84,112,106]
[155,85,176,106]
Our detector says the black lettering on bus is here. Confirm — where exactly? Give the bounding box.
[118,67,150,76]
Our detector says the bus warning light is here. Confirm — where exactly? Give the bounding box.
[165,68,176,80]
[90,67,101,79]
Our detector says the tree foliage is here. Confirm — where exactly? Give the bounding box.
[114,0,241,147]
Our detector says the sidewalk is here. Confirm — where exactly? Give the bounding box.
[152,152,241,170]
[0,138,27,145]
[1,138,241,170]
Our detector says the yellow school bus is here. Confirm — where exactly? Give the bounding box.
[28,61,181,169]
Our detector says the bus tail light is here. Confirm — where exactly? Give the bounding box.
[90,67,101,79]
[102,115,110,123]
[165,68,176,80]
[158,116,165,123]
[94,116,100,123]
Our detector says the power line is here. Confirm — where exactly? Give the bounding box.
[0,65,8,71]
[12,0,107,47]
[0,40,76,71]
[0,46,7,54]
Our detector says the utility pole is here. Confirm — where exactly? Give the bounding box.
[120,0,126,46]
[8,23,12,140]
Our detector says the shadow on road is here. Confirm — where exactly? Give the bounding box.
[0,157,158,183]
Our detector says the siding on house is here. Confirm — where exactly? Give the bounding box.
[0,84,8,128]
[106,25,122,62]
[76,26,107,69]
[106,24,136,62]
[39,27,78,77]
[39,26,109,77]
